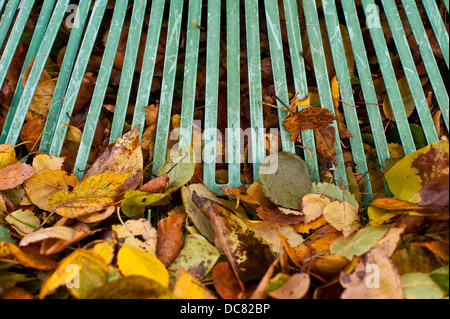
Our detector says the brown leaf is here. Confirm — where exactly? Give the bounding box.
[0,42,26,106]
[2,287,36,299]
[156,214,186,267]
[192,192,274,284]
[256,205,304,225]
[267,273,310,299]
[82,125,143,183]
[139,174,168,194]
[304,225,343,255]
[212,261,243,299]
[0,162,35,191]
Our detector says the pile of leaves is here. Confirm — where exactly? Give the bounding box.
[0,1,449,299]
[0,127,448,299]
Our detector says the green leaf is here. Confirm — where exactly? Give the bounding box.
[311,182,359,208]
[330,225,390,259]
[430,266,449,295]
[168,234,221,282]
[258,152,311,209]
[86,275,176,299]
[401,272,447,299]
[120,190,168,218]
[159,146,195,193]
[0,226,12,243]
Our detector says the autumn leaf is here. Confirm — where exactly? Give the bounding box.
[384,140,449,212]
[282,106,338,165]
[0,162,35,191]
[301,193,331,223]
[5,209,40,236]
[112,218,157,255]
[19,224,92,255]
[48,172,133,218]
[258,152,311,209]
[212,261,243,299]
[173,267,217,299]
[39,248,108,299]
[86,275,176,299]
[82,125,143,181]
[24,170,79,212]
[168,234,220,282]
[117,245,169,288]
[0,242,57,271]
[192,192,274,284]
[323,201,361,238]
[32,154,65,173]
[266,273,310,299]
[0,144,16,170]
[156,214,186,267]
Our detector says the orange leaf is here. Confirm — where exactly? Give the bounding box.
[212,261,243,299]
[0,242,57,270]
[0,162,35,191]
[156,214,186,266]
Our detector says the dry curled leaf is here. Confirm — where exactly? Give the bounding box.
[156,214,186,267]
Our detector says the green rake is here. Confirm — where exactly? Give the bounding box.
[0,0,448,200]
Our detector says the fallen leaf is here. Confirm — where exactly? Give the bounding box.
[120,190,168,218]
[117,245,169,288]
[168,234,221,282]
[2,286,36,299]
[243,220,303,253]
[39,248,108,299]
[323,200,361,238]
[330,225,390,260]
[156,214,186,266]
[192,192,274,284]
[24,170,79,212]
[304,225,343,255]
[258,152,311,209]
[385,140,449,211]
[401,272,447,299]
[301,193,331,223]
[28,78,57,116]
[0,162,35,191]
[32,154,65,173]
[311,255,350,277]
[5,209,40,236]
[383,77,416,121]
[86,275,176,299]
[48,172,133,218]
[0,144,16,170]
[0,242,57,271]
[340,249,404,299]
[267,273,310,299]
[173,267,217,299]
[158,146,196,193]
[311,182,359,208]
[139,174,168,193]
[256,205,305,225]
[293,215,328,234]
[82,125,143,181]
[283,107,338,165]
[20,224,91,255]
[212,261,243,299]
[112,218,157,255]
[279,232,313,268]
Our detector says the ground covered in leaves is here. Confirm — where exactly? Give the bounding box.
[0,1,449,299]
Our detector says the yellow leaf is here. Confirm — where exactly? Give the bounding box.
[0,144,16,170]
[48,172,132,218]
[0,242,57,270]
[29,78,57,116]
[323,201,361,238]
[173,267,216,299]
[301,193,331,223]
[39,249,108,299]
[32,154,65,173]
[117,245,169,288]
[24,170,79,212]
[331,76,340,108]
[89,241,117,265]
